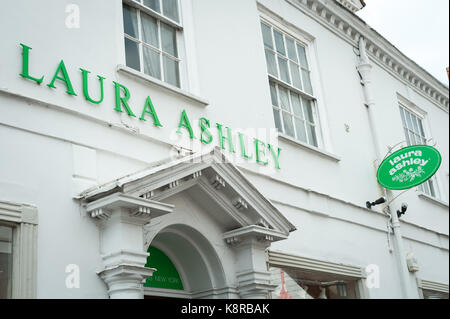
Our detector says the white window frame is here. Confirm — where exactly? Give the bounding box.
[417,278,449,299]
[122,0,184,88]
[267,250,370,299]
[398,100,442,200]
[259,10,332,154]
[0,200,38,299]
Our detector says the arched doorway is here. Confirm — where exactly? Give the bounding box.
[144,224,227,299]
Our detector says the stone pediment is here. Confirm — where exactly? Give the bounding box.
[79,147,296,240]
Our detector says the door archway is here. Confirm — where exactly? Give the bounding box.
[144,224,227,299]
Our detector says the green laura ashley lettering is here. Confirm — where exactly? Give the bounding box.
[47,60,77,96]
[113,81,136,117]
[19,43,44,84]
[18,43,283,169]
[255,138,269,165]
[268,143,282,170]
[199,118,213,144]
[239,133,253,160]
[80,68,105,104]
[140,97,163,127]
[177,109,195,139]
[216,123,235,154]
[175,111,282,169]
[19,43,161,124]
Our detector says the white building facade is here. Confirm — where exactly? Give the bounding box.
[0,0,448,299]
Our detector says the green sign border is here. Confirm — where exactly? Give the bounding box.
[377,145,442,190]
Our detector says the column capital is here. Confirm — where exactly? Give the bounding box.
[223,225,288,248]
[86,192,174,299]
[86,192,174,222]
[224,226,286,299]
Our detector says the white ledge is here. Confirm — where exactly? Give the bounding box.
[117,65,209,107]
[417,191,449,208]
[278,133,341,162]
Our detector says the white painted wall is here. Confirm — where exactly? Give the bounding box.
[0,0,447,298]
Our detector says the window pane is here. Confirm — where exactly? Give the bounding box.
[124,38,141,71]
[161,23,177,56]
[290,92,303,117]
[282,112,295,137]
[163,55,180,87]
[286,37,298,62]
[270,82,278,106]
[400,108,407,127]
[123,4,138,38]
[278,57,290,84]
[297,44,309,69]
[428,180,436,198]
[307,124,318,146]
[422,179,431,196]
[411,114,420,135]
[404,128,411,145]
[265,50,278,77]
[143,46,161,79]
[301,69,313,95]
[302,98,314,123]
[415,134,423,145]
[141,13,159,47]
[415,133,423,145]
[410,132,419,145]
[274,29,286,56]
[162,0,179,22]
[290,63,302,90]
[0,225,13,299]
[405,110,414,131]
[279,86,290,111]
[261,23,274,50]
[273,108,282,132]
[295,118,307,143]
[418,119,425,136]
[144,0,161,12]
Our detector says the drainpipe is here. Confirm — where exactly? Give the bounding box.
[356,37,416,299]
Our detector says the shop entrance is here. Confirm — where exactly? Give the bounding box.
[143,224,227,299]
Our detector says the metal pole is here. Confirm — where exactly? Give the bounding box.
[357,37,416,299]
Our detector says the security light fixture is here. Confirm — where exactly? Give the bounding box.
[366,197,386,209]
[397,203,408,218]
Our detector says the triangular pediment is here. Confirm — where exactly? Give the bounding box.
[80,147,295,237]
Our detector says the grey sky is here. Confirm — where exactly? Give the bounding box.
[356,0,449,85]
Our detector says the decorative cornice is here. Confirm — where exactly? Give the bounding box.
[223,225,288,246]
[0,200,38,225]
[335,0,364,13]
[86,193,174,220]
[281,0,449,112]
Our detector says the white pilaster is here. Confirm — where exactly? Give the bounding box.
[224,226,287,299]
[86,193,174,299]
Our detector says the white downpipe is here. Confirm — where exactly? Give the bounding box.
[357,37,416,299]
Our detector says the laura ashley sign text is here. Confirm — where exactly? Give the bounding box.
[19,43,282,169]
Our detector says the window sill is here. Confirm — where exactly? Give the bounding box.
[417,191,449,208]
[117,65,209,107]
[278,133,341,162]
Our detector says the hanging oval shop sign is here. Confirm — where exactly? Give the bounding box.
[377,145,442,190]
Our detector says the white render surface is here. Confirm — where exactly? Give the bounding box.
[0,0,448,299]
